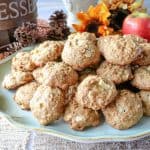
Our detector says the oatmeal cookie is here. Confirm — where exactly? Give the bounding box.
[14,82,38,110]
[31,41,64,67]
[133,43,150,66]
[64,101,100,131]
[32,67,44,84]
[98,35,143,65]
[102,90,143,130]
[43,62,78,90]
[131,66,150,90]
[2,74,18,90]
[30,85,65,125]
[139,91,150,116]
[2,71,33,90]
[64,83,78,105]
[62,32,101,71]
[96,61,133,84]
[12,52,36,72]
[76,75,118,110]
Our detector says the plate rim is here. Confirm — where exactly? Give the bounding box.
[0,45,36,65]
[0,111,150,143]
[0,51,21,65]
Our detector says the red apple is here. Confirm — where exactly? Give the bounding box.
[122,12,150,41]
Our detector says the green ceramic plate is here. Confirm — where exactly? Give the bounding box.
[0,46,150,143]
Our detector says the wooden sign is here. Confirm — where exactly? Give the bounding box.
[0,0,37,46]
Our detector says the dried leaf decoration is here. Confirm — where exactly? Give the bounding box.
[73,3,113,37]
[102,0,136,10]
[129,0,145,12]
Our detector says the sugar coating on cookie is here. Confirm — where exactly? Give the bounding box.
[2,74,18,90]
[131,66,150,90]
[98,35,143,65]
[76,75,118,110]
[102,90,143,130]
[2,71,33,90]
[13,70,33,83]
[139,91,150,116]
[43,62,78,90]
[62,32,101,71]
[64,101,100,131]
[30,85,65,125]
[12,52,36,72]
[64,83,78,105]
[14,82,38,110]
[97,61,133,84]
[133,43,150,66]
[32,67,44,84]
[31,41,64,67]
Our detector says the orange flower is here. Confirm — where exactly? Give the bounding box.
[73,3,113,36]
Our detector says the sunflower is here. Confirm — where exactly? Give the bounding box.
[73,3,114,37]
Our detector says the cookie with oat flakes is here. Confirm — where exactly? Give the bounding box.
[76,75,118,110]
[64,101,100,131]
[12,52,36,72]
[139,90,150,116]
[98,35,143,65]
[31,41,64,67]
[32,67,44,84]
[14,81,38,110]
[62,32,101,71]
[43,62,78,90]
[102,90,143,130]
[131,66,150,90]
[2,71,33,90]
[133,43,150,66]
[30,85,65,125]
[97,61,133,84]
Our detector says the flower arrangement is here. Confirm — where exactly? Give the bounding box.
[73,0,145,37]
[73,3,113,36]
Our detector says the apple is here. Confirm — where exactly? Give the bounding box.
[122,12,150,41]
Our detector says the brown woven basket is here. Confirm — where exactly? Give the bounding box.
[0,0,37,47]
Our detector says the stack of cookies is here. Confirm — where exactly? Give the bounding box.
[2,32,150,131]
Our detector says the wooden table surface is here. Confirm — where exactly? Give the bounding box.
[0,0,150,150]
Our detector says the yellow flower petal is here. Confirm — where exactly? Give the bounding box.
[88,5,98,20]
[98,26,113,36]
[73,2,113,36]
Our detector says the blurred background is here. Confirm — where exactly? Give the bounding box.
[38,0,150,20]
